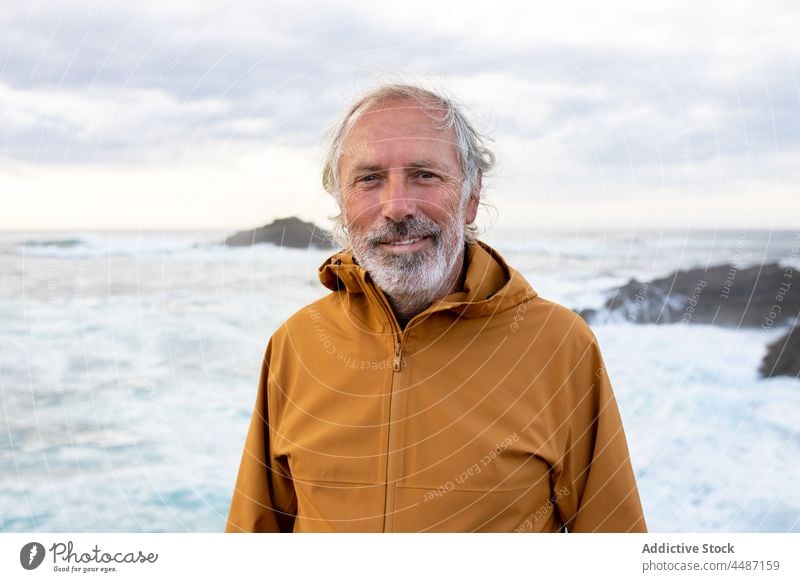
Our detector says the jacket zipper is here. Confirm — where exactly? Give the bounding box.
[362,285,405,532]
[393,341,403,372]
[384,337,403,532]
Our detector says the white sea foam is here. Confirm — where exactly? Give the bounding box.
[3,230,223,258]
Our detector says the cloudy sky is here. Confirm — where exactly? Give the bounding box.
[2,1,799,231]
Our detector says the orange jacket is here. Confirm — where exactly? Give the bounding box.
[226,241,646,532]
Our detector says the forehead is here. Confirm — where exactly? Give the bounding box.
[339,98,459,170]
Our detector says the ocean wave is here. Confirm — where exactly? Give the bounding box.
[13,232,225,258]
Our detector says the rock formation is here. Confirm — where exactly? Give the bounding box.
[224,217,335,249]
[759,326,800,379]
[580,263,797,328]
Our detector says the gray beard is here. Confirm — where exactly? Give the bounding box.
[348,213,466,321]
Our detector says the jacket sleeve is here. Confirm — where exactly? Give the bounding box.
[553,332,647,532]
[225,340,297,532]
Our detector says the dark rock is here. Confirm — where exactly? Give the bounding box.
[760,326,800,378]
[581,263,798,328]
[224,217,335,249]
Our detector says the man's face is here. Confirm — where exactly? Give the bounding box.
[338,97,480,302]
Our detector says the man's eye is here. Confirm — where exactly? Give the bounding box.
[417,171,437,179]
[357,175,377,183]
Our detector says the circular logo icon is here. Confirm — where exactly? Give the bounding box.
[20,542,46,570]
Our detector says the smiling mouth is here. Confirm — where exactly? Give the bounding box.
[376,235,433,252]
[383,237,423,246]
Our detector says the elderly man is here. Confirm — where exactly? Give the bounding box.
[226,83,646,533]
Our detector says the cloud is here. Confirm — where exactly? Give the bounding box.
[1,1,799,228]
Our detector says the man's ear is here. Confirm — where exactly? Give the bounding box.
[465,171,482,224]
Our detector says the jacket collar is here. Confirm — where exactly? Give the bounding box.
[317,240,537,319]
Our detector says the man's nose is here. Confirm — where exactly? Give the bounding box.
[380,174,416,222]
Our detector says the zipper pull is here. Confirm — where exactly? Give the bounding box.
[393,342,403,371]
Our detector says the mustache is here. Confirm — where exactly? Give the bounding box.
[364,216,441,245]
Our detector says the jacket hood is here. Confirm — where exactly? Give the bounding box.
[318,240,537,319]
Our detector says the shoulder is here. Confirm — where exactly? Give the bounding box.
[520,294,597,344]
[507,294,605,374]
[269,291,346,346]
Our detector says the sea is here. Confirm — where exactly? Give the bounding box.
[1,227,799,532]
